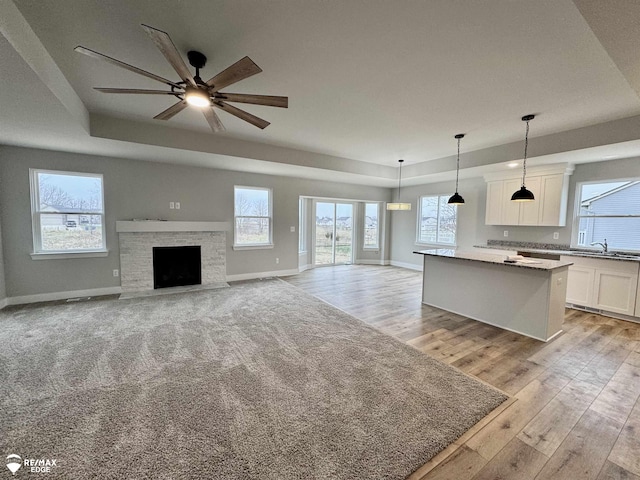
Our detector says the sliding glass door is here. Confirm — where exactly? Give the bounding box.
[315,202,353,265]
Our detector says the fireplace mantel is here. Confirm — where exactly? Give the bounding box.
[116,221,230,233]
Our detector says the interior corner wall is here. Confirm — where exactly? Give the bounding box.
[0,145,391,299]
[389,177,484,269]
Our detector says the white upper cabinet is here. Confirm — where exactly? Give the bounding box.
[484,164,574,226]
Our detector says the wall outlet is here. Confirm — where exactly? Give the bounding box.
[503,230,509,237]
[169,202,175,209]
[113,269,119,277]
[553,232,559,240]
[290,226,295,232]
[175,202,180,210]
[276,257,279,264]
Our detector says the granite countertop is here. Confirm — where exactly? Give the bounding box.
[475,242,640,262]
[413,249,573,271]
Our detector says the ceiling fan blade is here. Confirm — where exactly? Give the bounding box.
[202,107,226,133]
[154,100,188,120]
[214,93,288,108]
[141,24,196,86]
[95,88,180,95]
[74,46,182,89]
[206,56,262,92]
[215,101,270,129]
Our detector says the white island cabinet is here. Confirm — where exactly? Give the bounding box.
[414,249,573,342]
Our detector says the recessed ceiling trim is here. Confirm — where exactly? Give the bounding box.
[0,0,89,132]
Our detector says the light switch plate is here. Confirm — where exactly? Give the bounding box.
[553,232,559,240]
[290,226,295,232]
[503,230,509,237]
[175,202,180,210]
[169,202,175,209]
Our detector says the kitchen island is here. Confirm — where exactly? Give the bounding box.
[413,249,573,342]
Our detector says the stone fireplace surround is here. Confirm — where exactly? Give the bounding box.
[116,221,229,293]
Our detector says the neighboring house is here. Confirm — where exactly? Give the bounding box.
[39,205,89,228]
[578,181,640,249]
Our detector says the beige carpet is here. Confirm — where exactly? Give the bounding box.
[0,279,507,479]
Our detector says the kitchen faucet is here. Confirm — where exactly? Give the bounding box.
[590,238,608,253]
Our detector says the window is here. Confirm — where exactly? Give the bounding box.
[363,202,379,249]
[234,186,273,247]
[417,195,457,245]
[30,169,105,254]
[574,180,640,252]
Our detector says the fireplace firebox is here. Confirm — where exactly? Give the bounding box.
[153,246,202,289]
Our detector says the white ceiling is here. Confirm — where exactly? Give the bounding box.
[1,0,640,186]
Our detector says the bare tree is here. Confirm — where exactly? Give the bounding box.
[38,175,73,207]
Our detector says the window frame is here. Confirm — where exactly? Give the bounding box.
[29,168,107,256]
[363,202,380,250]
[572,178,640,252]
[233,185,274,249]
[415,194,458,247]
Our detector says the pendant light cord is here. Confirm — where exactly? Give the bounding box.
[455,136,461,193]
[522,119,530,188]
[397,161,403,198]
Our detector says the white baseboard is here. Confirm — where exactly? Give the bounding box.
[5,286,123,306]
[226,268,299,282]
[0,297,8,310]
[298,264,313,273]
[354,259,390,266]
[390,260,423,271]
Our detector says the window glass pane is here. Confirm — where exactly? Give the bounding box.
[37,172,103,212]
[235,217,270,245]
[235,187,269,216]
[418,195,457,245]
[40,214,103,251]
[577,217,640,251]
[419,196,438,243]
[437,196,457,245]
[579,181,640,216]
[364,203,379,248]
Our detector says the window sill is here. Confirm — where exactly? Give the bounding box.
[233,244,274,251]
[31,250,109,260]
[363,248,380,252]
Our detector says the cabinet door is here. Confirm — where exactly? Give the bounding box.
[593,269,639,315]
[566,265,595,306]
[485,181,504,225]
[538,174,567,226]
[518,176,542,225]
[502,178,522,226]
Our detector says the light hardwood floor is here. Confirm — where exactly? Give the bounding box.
[284,264,640,480]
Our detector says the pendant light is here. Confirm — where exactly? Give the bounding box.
[511,114,536,202]
[387,159,412,210]
[448,133,465,205]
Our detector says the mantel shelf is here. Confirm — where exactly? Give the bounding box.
[116,221,230,233]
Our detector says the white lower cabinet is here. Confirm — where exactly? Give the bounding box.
[566,266,595,306]
[561,255,639,317]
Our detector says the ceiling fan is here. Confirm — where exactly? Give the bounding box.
[74,24,288,133]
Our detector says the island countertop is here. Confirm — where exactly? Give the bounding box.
[413,249,573,271]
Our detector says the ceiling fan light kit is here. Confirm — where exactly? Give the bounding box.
[387,159,412,211]
[185,86,210,107]
[75,24,288,133]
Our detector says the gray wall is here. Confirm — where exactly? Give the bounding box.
[0,145,391,298]
[390,177,484,268]
[0,219,6,301]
